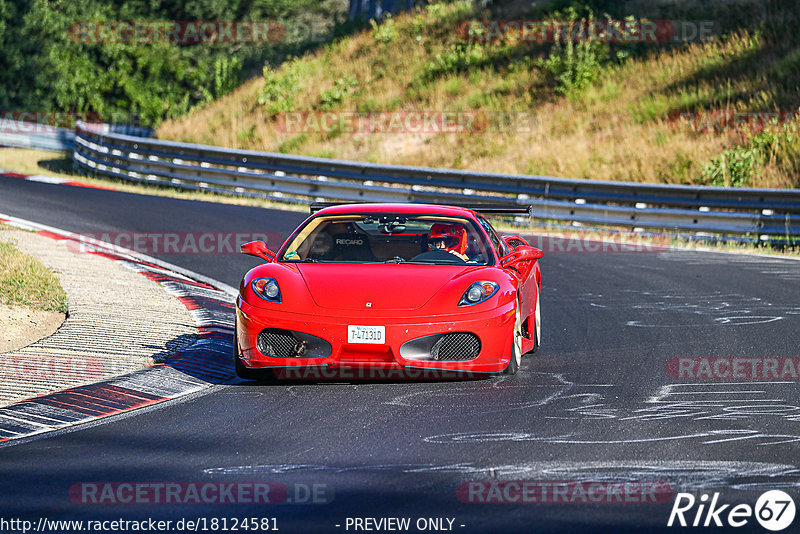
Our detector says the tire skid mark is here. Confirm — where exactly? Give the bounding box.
[202,460,800,493]
[570,289,800,327]
[384,372,580,414]
[424,381,800,447]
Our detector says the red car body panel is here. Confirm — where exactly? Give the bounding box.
[235,203,541,377]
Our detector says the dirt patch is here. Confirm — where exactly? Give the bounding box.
[0,303,65,353]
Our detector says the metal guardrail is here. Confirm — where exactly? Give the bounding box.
[73,123,799,236]
[0,120,153,152]
[0,121,75,151]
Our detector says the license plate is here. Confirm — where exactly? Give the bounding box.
[347,325,385,344]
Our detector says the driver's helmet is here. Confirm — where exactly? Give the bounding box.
[428,223,467,254]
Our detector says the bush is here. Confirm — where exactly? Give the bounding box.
[749,123,799,168]
[214,57,242,100]
[701,120,800,187]
[317,76,357,110]
[701,146,760,187]
[370,14,396,44]
[258,66,298,116]
[538,7,611,96]
[420,42,490,81]
[407,14,427,40]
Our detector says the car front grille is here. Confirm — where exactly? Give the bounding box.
[256,328,332,359]
[431,333,481,361]
[257,329,303,358]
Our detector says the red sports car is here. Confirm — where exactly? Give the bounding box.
[234,203,542,380]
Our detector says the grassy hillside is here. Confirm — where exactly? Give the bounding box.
[158,0,800,189]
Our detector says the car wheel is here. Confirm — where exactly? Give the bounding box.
[504,299,522,375]
[531,290,541,353]
[233,319,276,382]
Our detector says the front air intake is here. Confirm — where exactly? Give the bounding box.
[256,329,332,359]
[430,333,481,361]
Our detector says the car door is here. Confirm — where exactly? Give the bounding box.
[476,215,536,321]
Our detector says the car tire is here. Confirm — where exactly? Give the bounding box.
[234,319,277,382]
[504,299,522,375]
[531,290,541,354]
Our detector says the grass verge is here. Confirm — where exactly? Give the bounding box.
[0,225,69,313]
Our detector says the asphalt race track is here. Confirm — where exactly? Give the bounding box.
[1,175,800,533]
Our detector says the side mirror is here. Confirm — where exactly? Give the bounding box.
[500,246,543,268]
[240,241,276,262]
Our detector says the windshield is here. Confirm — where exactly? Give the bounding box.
[280,214,494,265]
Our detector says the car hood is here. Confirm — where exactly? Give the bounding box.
[297,263,469,311]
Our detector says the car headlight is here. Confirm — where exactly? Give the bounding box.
[252,277,282,303]
[459,281,498,306]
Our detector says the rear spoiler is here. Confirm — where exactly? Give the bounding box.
[309,202,532,216]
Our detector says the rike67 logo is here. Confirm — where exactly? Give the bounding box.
[668,490,796,531]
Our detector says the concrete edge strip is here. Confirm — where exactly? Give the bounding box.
[0,213,237,444]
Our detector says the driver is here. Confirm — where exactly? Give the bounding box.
[428,223,469,261]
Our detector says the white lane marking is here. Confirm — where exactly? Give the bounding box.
[25,175,69,184]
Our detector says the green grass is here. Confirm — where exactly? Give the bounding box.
[0,228,69,313]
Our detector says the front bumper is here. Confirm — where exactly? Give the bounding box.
[236,297,515,375]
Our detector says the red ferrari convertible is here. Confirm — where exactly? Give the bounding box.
[234,203,542,380]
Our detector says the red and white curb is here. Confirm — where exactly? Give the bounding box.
[0,213,238,444]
